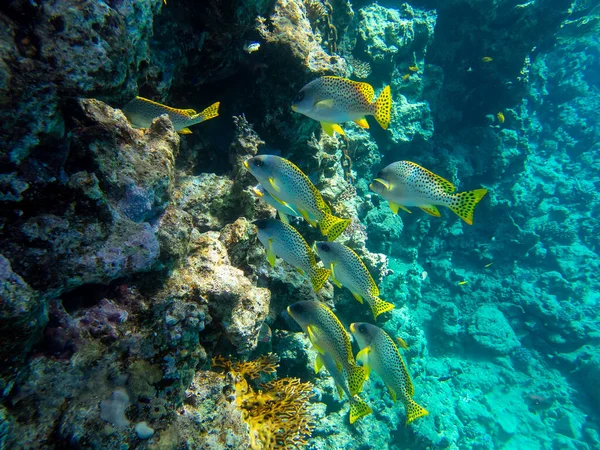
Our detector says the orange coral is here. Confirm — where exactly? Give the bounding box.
[212,354,316,449]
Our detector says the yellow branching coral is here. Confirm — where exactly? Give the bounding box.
[212,354,316,450]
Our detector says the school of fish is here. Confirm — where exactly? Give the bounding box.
[119,75,489,427]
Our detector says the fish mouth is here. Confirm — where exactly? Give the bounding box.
[286,306,292,315]
[371,178,390,191]
[291,105,297,112]
[243,160,250,169]
[349,323,356,332]
[252,187,264,197]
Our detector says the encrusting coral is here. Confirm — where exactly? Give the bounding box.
[212,354,316,450]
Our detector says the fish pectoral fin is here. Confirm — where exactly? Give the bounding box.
[298,208,318,227]
[355,347,371,380]
[321,122,345,137]
[267,238,277,268]
[330,264,343,288]
[335,383,345,400]
[389,202,411,215]
[315,354,324,374]
[315,99,335,109]
[335,360,343,372]
[373,178,391,190]
[278,211,290,224]
[419,205,441,217]
[178,128,193,134]
[353,117,370,129]
[268,177,281,193]
[352,292,364,304]
[387,385,397,403]
[307,325,325,354]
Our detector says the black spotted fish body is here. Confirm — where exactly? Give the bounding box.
[315,242,394,320]
[292,76,392,137]
[122,96,219,134]
[370,161,487,225]
[287,301,367,396]
[350,322,428,426]
[245,155,350,241]
[254,219,330,291]
[318,352,372,424]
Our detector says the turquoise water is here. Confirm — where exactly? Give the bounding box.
[0,0,598,449]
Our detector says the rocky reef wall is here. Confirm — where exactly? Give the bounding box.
[1,0,599,449]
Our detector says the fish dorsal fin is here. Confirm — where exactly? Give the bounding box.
[268,177,281,193]
[330,263,343,288]
[356,347,371,380]
[355,82,375,103]
[135,97,196,117]
[315,354,324,374]
[307,325,325,354]
[409,161,455,193]
[354,118,370,129]
[266,238,276,268]
[419,205,441,217]
[389,202,411,215]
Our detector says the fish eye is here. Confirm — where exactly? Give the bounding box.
[294,91,305,103]
[319,243,330,252]
[254,220,267,230]
[358,324,368,334]
[376,171,382,178]
[253,158,264,168]
[290,303,303,313]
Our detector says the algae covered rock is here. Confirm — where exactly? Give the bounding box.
[468,305,520,355]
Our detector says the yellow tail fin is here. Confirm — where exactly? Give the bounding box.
[345,364,367,396]
[191,101,220,125]
[371,297,395,320]
[448,188,488,225]
[349,395,373,424]
[373,85,392,130]
[319,212,351,241]
[311,267,331,292]
[405,398,429,425]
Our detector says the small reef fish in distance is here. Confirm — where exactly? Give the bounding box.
[317,352,373,424]
[350,322,429,426]
[315,241,394,320]
[497,111,505,123]
[122,97,220,134]
[244,41,261,53]
[458,280,468,286]
[481,56,493,62]
[245,155,351,241]
[253,219,330,291]
[291,76,392,137]
[251,184,302,224]
[485,262,493,268]
[369,161,488,225]
[287,301,367,396]
[402,74,411,81]
[408,65,419,72]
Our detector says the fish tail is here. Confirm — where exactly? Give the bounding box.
[345,364,367,396]
[190,101,220,125]
[371,296,395,320]
[373,85,392,130]
[448,188,488,225]
[349,395,373,424]
[319,211,351,241]
[405,397,429,426]
[311,267,331,292]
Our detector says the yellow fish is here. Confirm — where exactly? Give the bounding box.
[369,161,488,225]
[497,112,505,124]
[245,155,350,241]
[458,281,468,286]
[315,241,394,320]
[481,56,493,63]
[122,97,219,134]
[402,74,411,81]
[291,76,392,137]
[408,65,419,72]
[350,323,428,425]
[288,301,367,396]
[254,219,330,291]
